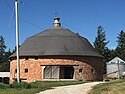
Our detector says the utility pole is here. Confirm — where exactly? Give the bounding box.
[15,0,20,83]
[117,60,120,79]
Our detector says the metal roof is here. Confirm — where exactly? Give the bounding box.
[107,57,125,64]
[11,27,102,57]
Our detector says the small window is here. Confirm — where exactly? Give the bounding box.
[25,69,28,73]
[34,57,38,60]
[120,62,124,64]
[25,57,29,60]
[91,69,95,73]
[79,69,83,73]
[111,62,115,64]
[15,69,17,73]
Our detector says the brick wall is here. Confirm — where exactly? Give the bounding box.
[10,56,103,83]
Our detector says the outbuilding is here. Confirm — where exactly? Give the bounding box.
[0,72,10,84]
[10,17,103,83]
[106,57,125,78]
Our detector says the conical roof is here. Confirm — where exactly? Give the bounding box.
[11,17,102,58]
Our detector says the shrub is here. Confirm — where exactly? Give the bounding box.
[0,83,9,89]
[10,81,31,89]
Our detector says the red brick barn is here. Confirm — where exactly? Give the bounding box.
[10,17,103,83]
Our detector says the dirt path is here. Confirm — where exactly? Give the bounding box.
[36,82,104,94]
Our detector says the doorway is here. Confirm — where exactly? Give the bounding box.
[43,66,74,79]
[60,66,74,79]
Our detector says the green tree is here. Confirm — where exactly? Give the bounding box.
[115,30,125,60]
[0,36,12,71]
[4,49,12,71]
[93,26,110,74]
[108,49,117,61]
[93,26,110,61]
[0,36,6,64]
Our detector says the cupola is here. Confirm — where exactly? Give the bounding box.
[53,16,61,27]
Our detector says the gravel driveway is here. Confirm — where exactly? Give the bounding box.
[36,82,104,94]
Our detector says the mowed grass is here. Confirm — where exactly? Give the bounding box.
[89,80,125,94]
[0,81,86,94]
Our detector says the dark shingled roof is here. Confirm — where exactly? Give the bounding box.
[11,27,102,57]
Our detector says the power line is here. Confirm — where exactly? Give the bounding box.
[23,2,52,19]
[4,0,94,38]
[5,1,93,37]
[4,0,13,11]
[4,0,15,29]
[20,18,43,29]
[19,2,46,30]
[4,0,43,30]
[22,2,93,37]
[23,2,83,32]
[8,8,15,28]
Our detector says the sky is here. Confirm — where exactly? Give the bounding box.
[0,0,125,51]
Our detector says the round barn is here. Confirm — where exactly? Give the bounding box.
[10,17,103,83]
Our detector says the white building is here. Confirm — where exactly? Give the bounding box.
[106,57,125,78]
[0,72,10,84]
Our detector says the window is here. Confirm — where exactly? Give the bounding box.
[34,57,38,60]
[111,62,115,64]
[79,69,83,73]
[15,69,17,73]
[120,62,124,64]
[91,69,95,73]
[25,57,29,60]
[24,69,28,73]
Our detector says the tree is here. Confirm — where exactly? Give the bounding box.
[0,36,12,72]
[4,49,12,71]
[12,45,20,54]
[0,36,6,64]
[115,30,125,60]
[93,26,110,61]
[93,26,110,74]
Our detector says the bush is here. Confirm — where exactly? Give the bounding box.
[10,82,31,89]
[0,83,9,89]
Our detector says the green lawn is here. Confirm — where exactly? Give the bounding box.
[0,81,86,94]
[89,80,125,94]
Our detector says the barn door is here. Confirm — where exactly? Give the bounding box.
[43,66,59,79]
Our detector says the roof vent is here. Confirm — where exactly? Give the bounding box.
[53,16,61,27]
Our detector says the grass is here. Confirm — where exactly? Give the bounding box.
[0,81,86,94]
[89,80,125,94]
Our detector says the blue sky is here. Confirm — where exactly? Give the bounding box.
[0,0,125,51]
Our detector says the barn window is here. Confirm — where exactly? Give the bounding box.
[120,62,124,64]
[111,62,115,64]
[24,69,28,73]
[79,69,83,73]
[91,69,95,73]
[25,57,29,60]
[34,57,38,60]
[15,69,17,73]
